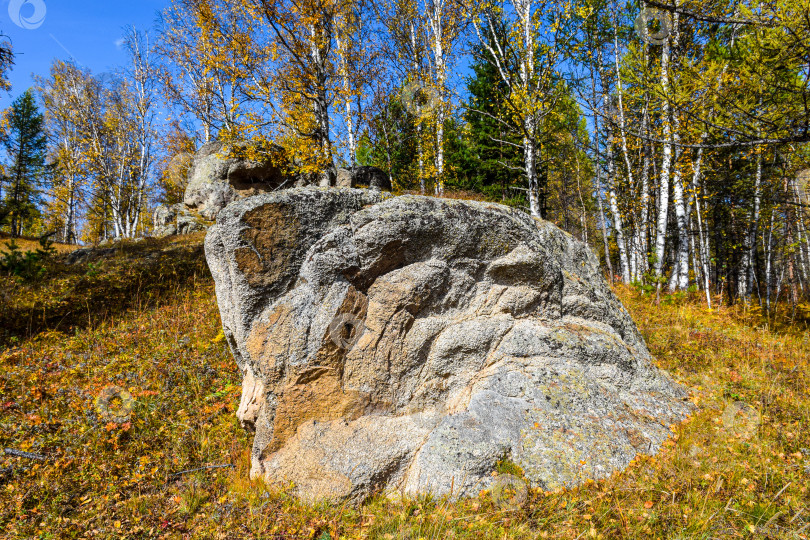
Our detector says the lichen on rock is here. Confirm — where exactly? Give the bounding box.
[204,187,693,503]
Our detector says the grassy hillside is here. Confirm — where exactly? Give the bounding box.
[0,232,77,255]
[0,233,208,348]
[0,238,808,539]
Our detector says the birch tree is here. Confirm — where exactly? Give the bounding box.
[121,28,159,237]
[157,0,248,142]
[470,0,571,218]
[37,61,89,243]
[422,0,465,196]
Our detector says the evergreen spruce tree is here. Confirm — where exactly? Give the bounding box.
[367,94,418,189]
[1,89,47,237]
[465,26,522,204]
[441,115,476,192]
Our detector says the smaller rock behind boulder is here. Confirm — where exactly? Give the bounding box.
[336,166,391,190]
[66,247,116,265]
[153,203,207,238]
[184,142,288,220]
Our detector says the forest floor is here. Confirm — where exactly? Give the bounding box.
[0,236,808,539]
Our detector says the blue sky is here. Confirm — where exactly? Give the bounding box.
[1,0,166,108]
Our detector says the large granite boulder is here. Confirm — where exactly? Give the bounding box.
[205,188,692,503]
[184,142,288,220]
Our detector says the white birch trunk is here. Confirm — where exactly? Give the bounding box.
[64,175,75,243]
[606,137,630,283]
[654,35,672,281]
[516,0,540,217]
[613,27,639,279]
[671,124,689,291]
[426,0,445,196]
[765,210,775,309]
[637,46,652,280]
[588,46,613,281]
[692,148,712,307]
[308,23,332,171]
[794,182,810,284]
[738,148,762,300]
[409,22,426,195]
[638,114,651,279]
[335,27,356,166]
[596,168,614,281]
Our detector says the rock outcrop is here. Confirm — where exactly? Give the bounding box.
[336,166,391,190]
[295,167,341,188]
[162,142,390,238]
[66,246,116,265]
[204,187,692,503]
[152,203,208,238]
[184,142,287,220]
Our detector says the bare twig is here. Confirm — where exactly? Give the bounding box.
[4,448,48,461]
[169,463,234,478]
[643,0,778,27]
[772,482,792,501]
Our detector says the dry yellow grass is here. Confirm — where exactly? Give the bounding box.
[0,244,807,539]
[399,189,491,202]
[0,232,77,254]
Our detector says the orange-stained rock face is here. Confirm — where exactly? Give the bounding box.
[233,204,300,289]
[244,285,372,455]
[205,187,693,504]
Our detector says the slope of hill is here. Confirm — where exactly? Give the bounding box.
[0,233,208,348]
[0,232,77,255]
[0,236,807,539]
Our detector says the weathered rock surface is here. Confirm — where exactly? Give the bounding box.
[289,167,338,189]
[336,166,391,190]
[184,142,287,220]
[205,187,692,503]
[153,203,208,238]
[66,246,116,265]
[335,168,354,188]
